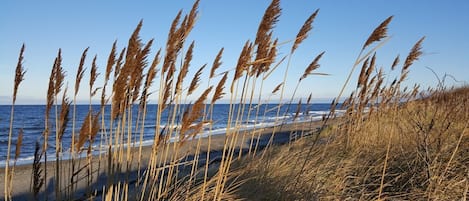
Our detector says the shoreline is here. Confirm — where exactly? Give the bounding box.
[0,120,326,199]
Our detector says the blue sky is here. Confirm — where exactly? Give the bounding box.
[1,0,468,104]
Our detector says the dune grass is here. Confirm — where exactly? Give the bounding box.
[2,0,468,200]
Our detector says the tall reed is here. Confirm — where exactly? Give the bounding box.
[3,1,449,200]
[4,44,25,201]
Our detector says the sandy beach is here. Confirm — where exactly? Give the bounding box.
[0,120,324,200]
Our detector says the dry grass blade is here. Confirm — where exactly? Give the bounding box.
[210,48,224,78]
[188,64,206,96]
[300,51,325,81]
[13,44,26,103]
[363,16,393,50]
[291,9,319,53]
[75,47,89,95]
[212,72,228,104]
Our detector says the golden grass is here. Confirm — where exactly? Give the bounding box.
[3,1,465,201]
[235,87,469,200]
[4,44,25,201]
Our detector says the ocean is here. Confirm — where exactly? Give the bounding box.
[0,103,339,166]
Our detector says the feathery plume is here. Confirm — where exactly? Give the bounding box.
[291,9,319,53]
[46,65,56,115]
[252,33,273,77]
[403,37,425,72]
[231,41,252,92]
[176,41,194,93]
[188,121,208,139]
[110,47,128,119]
[90,55,100,97]
[188,64,206,96]
[13,44,26,103]
[357,57,370,88]
[75,47,89,95]
[252,0,280,78]
[140,49,161,106]
[105,41,117,82]
[399,37,425,83]
[126,20,143,67]
[161,79,173,111]
[185,0,200,35]
[54,49,65,97]
[14,129,23,161]
[210,48,224,78]
[163,11,182,74]
[58,87,70,147]
[363,16,393,50]
[114,48,126,79]
[365,53,377,81]
[44,50,63,148]
[300,51,325,81]
[370,68,384,101]
[258,38,278,77]
[75,112,100,152]
[149,48,162,75]
[391,55,400,71]
[180,86,213,141]
[132,39,154,102]
[255,0,281,45]
[32,141,43,200]
[212,72,228,104]
[272,83,283,94]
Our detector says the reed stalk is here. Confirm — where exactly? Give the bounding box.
[4,44,25,201]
